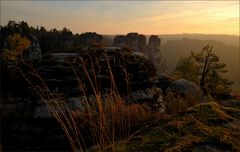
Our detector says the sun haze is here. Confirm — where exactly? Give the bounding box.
[1,1,239,35]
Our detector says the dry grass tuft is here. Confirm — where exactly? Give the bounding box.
[20,54,163,152]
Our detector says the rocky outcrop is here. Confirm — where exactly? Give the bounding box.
[75,32,102,47]
[125,86,165,112]
[154,74,175,94]
[147,35,163,72]
[1,46,157,98]
[138,34,147,52]
[34,47,156,96]
[1,45,208,151]
[113,35,126,47]
[168,79,201,97]
[114,33,147,52]
[113,33,165,73]
[23,34,42,60]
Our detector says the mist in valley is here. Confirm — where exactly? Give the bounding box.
[160,36,240,89]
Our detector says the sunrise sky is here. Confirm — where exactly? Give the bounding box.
[1,1,239,35]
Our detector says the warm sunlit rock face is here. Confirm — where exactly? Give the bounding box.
[113,33,147,52]
[147,35,163,73]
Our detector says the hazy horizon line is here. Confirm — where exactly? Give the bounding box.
[1,21,239,37]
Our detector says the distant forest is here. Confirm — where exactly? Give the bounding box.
[0,21,105,54]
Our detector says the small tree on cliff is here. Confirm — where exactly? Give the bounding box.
[174,45,232,98]
[2,33,30,62]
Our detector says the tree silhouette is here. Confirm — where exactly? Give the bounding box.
[2,33,30,61]
[174,45,233,98]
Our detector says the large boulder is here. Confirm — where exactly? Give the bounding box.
[168,79,201,97]
[154,74,175,94]
[125,86,164,112]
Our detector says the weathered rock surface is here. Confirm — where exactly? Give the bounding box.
[34,47,156,96]
[114,33,146,52]
[23,34,42,60]
[125,86,165,112]
[113,35,126,47]
[154,74,175,94]
[168,79,201,97]
[75,32,102,47]
[113,33,148,53]
[147,35,163,72]
[113,33,165,73]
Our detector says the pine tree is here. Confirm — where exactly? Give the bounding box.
[174,45,233,98]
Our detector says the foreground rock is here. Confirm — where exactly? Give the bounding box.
[1,46,209,151]
[0,47,157,151]
[168,79,202,97]
[1,97,71,151]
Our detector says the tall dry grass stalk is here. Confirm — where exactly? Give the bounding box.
[19,53,162,152]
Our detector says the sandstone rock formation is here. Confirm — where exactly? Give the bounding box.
[168,79,201,97]
[147,35,163,73]
[35,47,156,96]
[75,32,102,47]
[113,33,165,74]
[113,35,126,47]
[1,45,206,151]
[23,34,42,60]
[125,86,165,112]
[113,33,147,52]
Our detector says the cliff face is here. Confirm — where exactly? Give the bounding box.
[113,33,165,74]
[75,32,102,47]
[23,34,42,60]
[36,47,157,96]
[113,33,148,53]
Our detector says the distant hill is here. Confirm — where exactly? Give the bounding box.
[104,33,239,47]
[161,38,240,89]
[158,33,239,47]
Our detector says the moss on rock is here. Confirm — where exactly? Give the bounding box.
[125,102,240,152]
